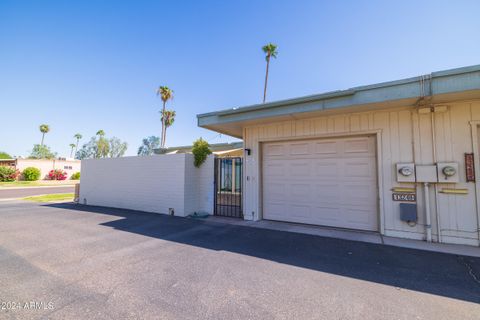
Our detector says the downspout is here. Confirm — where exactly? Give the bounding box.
[430,106,442,243]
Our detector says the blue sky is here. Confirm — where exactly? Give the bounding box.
[1,0,479,157]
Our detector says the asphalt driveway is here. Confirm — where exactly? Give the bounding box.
[0,201,479,320]
[0,186,74,199]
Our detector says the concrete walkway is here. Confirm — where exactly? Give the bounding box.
[207,216,480,258]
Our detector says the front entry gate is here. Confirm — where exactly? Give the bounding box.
[214,157,243,218]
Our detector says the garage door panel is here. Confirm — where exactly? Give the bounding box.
[289,161,312,176]
[344,138,372,153]
[343,160,376,178]
[315,162,339,176]
[264,144,286,157]
[289,142,310,155]
[263,136,378,231]
[314,141,338,154]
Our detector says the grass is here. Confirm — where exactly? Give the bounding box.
[23,193,74,202]
[0,180,78,187]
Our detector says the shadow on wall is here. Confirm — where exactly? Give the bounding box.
[45,203,480,304]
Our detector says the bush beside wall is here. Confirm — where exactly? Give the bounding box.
[0,166,20,182]
[22,167,41,181]
[71,172,80,180]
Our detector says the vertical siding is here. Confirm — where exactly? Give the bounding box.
[244,101,480,246]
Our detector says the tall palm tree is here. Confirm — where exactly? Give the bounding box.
[160,110,176,147]
[39,124,50,147]
[69,143,76,158]
[262,43,278,103]
[156,86,174,148]
[95,130,107,158]
[74,133,82,155]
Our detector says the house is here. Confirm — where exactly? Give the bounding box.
[0,158,81,180]
[197,64,480,247]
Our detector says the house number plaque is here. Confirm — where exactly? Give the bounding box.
[465,153,475,182]
[392,193,416,202]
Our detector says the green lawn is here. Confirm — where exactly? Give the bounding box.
[23,193,74,202]
[0,181,78,187]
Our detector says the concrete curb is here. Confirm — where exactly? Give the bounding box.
[0,185,77,190]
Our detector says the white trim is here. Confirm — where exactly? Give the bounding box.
[469,121,480,246]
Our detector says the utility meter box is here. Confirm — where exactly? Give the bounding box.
[396,163,416,182]
[437,162,459,183]
[415,165,438,183]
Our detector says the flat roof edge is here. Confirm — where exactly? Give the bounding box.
[197,64,480,120]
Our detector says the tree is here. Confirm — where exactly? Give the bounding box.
[69,143,76,158]
[95,130,108,158]
[74,133,82,156]
[160,110,176,148]
[39,124,50,147]
[137,136,160,156]
[0,151,12,159]
[76,134,128,160]
[108,137,128,158]
[156,86,174,149]
[29,144,57,159]
[75,137,97,160]
[262,43,278,103]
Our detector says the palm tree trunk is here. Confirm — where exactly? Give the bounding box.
[41,133,45,147]
[263,57,270,103]
[75,139,79,155]
[161,101,166,148]
[70,147,74,158]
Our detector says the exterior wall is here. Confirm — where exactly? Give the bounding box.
[79,154,214,217]
[243,100,480,246]
[16,159,81,180]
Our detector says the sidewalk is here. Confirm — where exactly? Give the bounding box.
[206,216,480,258]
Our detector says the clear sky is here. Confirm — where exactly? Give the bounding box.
[1,0,479,157]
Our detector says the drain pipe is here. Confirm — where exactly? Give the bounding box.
[423,182,432,242]
[430,108,442,243]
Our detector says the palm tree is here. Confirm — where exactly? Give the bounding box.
[95,130,107,158]
[262,43,278,103]
[74,133,82,155]
[39,124,50,147]
[156,86,174,148]
[160,110,176,147]
[69,143,76,158]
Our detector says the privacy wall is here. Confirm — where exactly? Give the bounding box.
[79,154,214,217]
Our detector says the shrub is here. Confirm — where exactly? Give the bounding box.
[71,172,80,180]
[0,151,12,159]
[0,166,20,182]
[48,169,67,180]
[22,167,41,181]
[192,138,212,167]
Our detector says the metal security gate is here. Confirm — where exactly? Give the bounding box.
[214,157,243,218]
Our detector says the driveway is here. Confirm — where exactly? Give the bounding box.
[0,201,479,320]
[0,186,74,199]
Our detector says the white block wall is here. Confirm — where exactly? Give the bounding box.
[79,154,214,217]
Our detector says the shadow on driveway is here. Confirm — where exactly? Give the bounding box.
[46,203,480,304]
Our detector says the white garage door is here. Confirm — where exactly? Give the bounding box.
[262,136,378,231]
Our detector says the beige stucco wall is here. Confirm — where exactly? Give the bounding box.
[16,159,81,180]
[243,100,480,246]
[79,154,214,217]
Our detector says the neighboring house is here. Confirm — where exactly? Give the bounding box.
[197,64,480,247]
[0,158,81,180]
[154,142,243,157]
